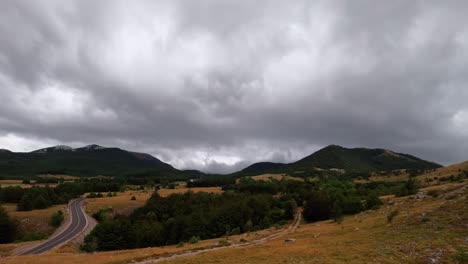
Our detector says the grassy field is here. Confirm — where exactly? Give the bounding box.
[0,180,32,188]
[250,173,304,182]
[355,161,468,186]
[0,204,67,257]
[2,204,66,237]
[85,187,223,216]
[0,179,62,188]
[1,180,465,264]
[152,181,468,264]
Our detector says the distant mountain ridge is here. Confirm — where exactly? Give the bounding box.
[0,144,442,178]
[0,144,188,178]
[236,145,442,176]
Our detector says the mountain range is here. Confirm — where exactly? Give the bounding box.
[235,145,442,176]
[0,144,442,178]
[0,144,184,178]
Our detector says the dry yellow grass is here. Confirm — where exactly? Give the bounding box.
[157,186,223,197]
[0,180,32,188]
[85,187,223,216]
[1,182,465,264]
[2,204,66,237]
[354,160,468,186]
[85,191,152,215]
[156,181,468,264]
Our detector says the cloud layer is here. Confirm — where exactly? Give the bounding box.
[1,0,467,173]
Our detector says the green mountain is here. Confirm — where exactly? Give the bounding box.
[237,145,442,176]
[0,144,191,178]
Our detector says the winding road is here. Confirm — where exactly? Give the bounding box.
[19,198,89,255]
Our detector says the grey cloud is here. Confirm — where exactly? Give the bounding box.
[0,0,467,173]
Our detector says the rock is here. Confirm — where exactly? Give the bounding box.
[416,191,427,200]
[284,238,296,243]
[387,200,395,205]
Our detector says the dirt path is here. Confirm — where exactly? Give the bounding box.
[136,208,303,264]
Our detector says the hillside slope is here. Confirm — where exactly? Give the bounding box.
[0,145,185,178]
[2,180,466,264]
[237,145,441,176]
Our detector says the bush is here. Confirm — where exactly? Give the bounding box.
[427,189,439,197]
[231,227,241,235]
[218,239,230,247]
[49,210,64,227]
[131,196,136,201]
[177,241,184,247]
[189,235,200,244]
[0,206,17,243]
[387,209,399,223]
[92,208,110,222]
[21,231,47,242]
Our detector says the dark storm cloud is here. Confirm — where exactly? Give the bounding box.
[0,0,467,173]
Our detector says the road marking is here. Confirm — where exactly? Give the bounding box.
[18,198,90,255]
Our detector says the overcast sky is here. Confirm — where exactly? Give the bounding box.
[0,1,467,173]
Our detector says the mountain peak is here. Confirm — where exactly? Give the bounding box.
[33,145,73,153]
[81,144,107,151]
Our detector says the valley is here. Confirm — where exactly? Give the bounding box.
[0,145,466,263]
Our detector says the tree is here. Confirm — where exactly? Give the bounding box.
[33,195,50,209]
[0,206,17,243]
[303,191,332,222]
[49,210,64,227]
[17,194,34,211]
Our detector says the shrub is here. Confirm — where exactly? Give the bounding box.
[218,239,230,247]
[0,206,17,243]
[231,227,241,235]
[177,241,184,247]
[21,231,47,242]
[427,189,439,197]
[387,209,399,223]
[49,210,64,227]
[131,196,136,201]
[189,235,200,244]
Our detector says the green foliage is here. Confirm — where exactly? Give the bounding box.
[83,191,294,251]
[87,192,104,198]
[49,210,64,227]
[303,178,382,223]
[189,235,200,244]
[231,227,241,235]
[1,178,123,211]
[0,206,17,243]
[455,249,468,263]
[187,175,235,188]
[395,177,419,197]
[0,146,185,179]
[92,208,112,222]
[20,231,47,242]
[234,145,441,176]
[218,239,231,246]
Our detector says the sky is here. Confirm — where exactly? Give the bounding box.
[0,0,467,174]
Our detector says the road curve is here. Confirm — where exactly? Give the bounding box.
[19,198,88,255]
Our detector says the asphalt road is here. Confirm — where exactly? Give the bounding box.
[19,197,88,255]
